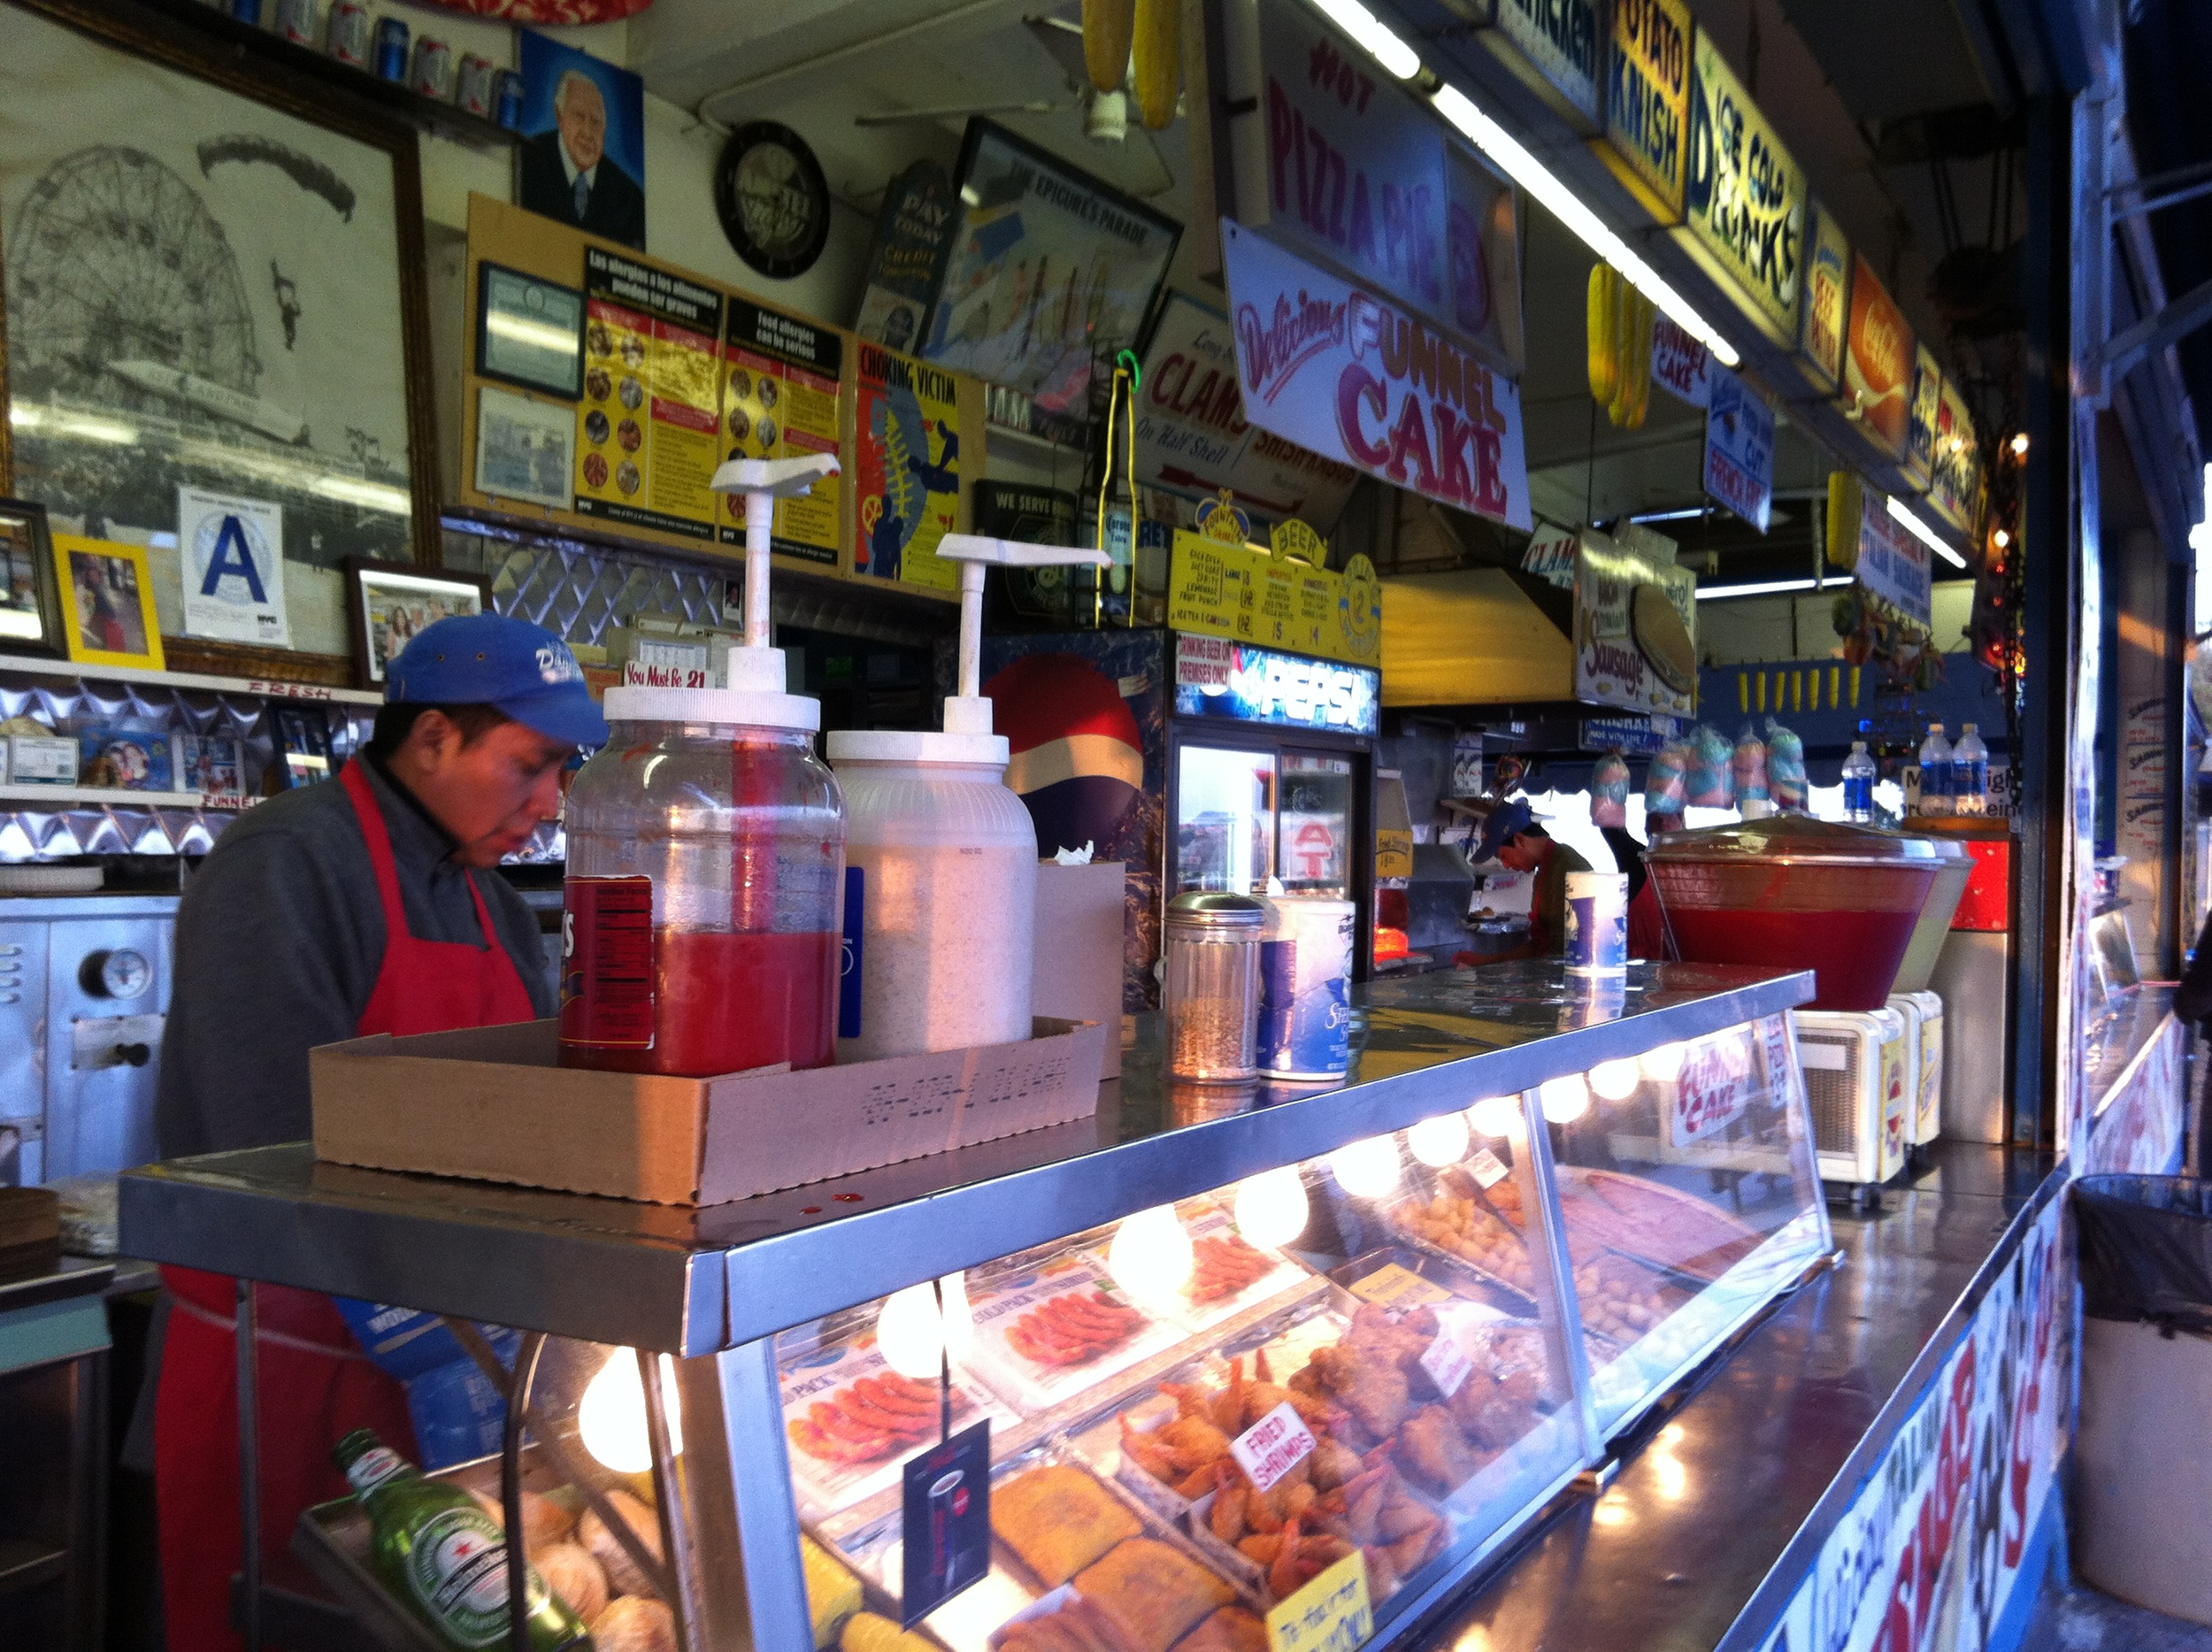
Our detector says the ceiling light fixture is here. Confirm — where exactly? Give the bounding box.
[1310,0,1422,80]
[1694,577,1825,600]
[1429,85,1741,368]
[1886,496,1970,568]
[1628,506,1712,524]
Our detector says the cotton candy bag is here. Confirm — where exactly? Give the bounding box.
[1765,718,1808,811]
[1592,749,1632,828]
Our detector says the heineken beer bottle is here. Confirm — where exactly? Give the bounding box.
[334,1428,593,1650]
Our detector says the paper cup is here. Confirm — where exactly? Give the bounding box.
[1564,872,1629,976]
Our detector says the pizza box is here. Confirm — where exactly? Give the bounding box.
[310,1015,1105,1206]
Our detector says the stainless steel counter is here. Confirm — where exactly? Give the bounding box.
[119,960,1814,1355]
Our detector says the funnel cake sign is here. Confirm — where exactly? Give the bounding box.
[1222,222,1532,532]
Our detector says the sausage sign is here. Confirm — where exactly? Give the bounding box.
[1222,221,1532,532]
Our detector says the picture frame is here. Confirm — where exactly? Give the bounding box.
[0,0,444,666]
[50,532,165,671]
[473,385,576,512]
[0,496,64,657]
[344,559,492,688]
[476,261,586,400]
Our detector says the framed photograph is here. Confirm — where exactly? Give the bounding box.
[0,0,442,651]
[274,704,335,788]
[50,533,164,672]
[921,119,1182,419]
[344,559,492,687]
[476,262,585,399]
[473,386,575,511]
[0,497,64,657]
[515,32,646,250]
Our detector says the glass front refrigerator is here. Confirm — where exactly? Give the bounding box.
[1168,634,1379,977]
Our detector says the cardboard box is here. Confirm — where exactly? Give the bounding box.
[311,1017,1105,1206]
[1031,861,1125,1082]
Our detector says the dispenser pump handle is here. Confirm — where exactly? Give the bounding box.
[935,534,1113,731]
[710,455,841,658]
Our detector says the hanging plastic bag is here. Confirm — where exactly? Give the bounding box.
[1765,718,1809,811]
[1646,736,1690,818]
[1591,749,1632,828]
[1686,725,1735,809]
[1734,723,1771,817]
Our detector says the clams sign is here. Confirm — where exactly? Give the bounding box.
[1222,221,1532,532]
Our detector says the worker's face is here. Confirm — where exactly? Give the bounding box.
[1497,834,1543,873]
[403,714,573,867]
[557,80,607,173]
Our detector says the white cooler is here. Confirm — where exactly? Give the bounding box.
[1889,989,1944,1147]
[1793,1006,1910,1189]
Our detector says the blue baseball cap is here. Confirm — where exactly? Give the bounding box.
[1474,798,1536,864]
[386,613,609,749]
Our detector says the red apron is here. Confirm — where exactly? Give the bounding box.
[156,759,539,1652]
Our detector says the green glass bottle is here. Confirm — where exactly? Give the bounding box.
[334,1428,593,1651]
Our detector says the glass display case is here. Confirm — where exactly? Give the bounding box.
[120,962,1827,1652]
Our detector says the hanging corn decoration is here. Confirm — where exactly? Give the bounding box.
[1132,0,1180,128]
[1586,264,1620,410]
[1624,287,1655,430]
[1606,270,1638,427]
[1084,0,1138,94]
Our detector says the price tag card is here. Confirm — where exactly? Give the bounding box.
[1418,1326,1473,1399]
[901,1419,991,1626]
[1347,1263,1453,1310]
[1266,1549,1372,1652]
[1231,1402,1317,1494]
[1468,1148,1511,1188]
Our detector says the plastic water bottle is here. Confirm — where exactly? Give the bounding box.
[1916,723,1954,817]
[1841,741,1877,823]
[1952,723,1989,816]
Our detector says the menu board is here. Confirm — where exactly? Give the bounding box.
[1681,28,1806,342]
[573,247,724,540]
[1842,254,1914,459]
[1164,528,1383,666]
[1798,202,1850,393]
[853,342,964,592]
[1599,0,1693,222]
[719,298,844,566]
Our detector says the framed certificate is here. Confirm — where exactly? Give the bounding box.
[476,260,586,399]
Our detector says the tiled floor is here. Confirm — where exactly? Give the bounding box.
[2018,1579,2212,1651]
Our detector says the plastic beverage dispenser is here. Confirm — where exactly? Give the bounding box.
[827,534,1110,1060]
[560,456,847,1076]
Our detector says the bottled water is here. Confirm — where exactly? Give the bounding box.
[1952,723,1989,816]
[1916,724,1954,817]
[1841,741,1877,823]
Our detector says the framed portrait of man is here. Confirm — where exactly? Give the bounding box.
[515,33,647,251]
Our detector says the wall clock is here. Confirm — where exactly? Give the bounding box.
[715,122,833,280]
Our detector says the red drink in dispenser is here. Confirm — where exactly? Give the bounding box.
[561,686,845,1077]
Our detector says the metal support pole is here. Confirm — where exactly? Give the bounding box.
[641,1348,707,1652]
[714,1337,812,1652]
[235,1278,263,1652]
[503,1332,547,1652]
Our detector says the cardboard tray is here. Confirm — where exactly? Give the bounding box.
[311,1016,1106,1206]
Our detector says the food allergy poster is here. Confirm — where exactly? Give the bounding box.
[921,119,1180,421]
[1136,290,1359,524]
[1681,28,1806,343]
[854,342,963,591]
[1702,366,1775,533]
[1221,221,1532,532]
[575,247,723,539]
[719,298,844,566]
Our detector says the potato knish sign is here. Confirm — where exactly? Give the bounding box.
[1222,222,1532,532]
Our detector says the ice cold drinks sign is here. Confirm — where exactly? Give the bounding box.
[1222,223,1532,532]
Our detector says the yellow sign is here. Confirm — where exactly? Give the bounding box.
[1376,829,1415,881]
[1347,1263,1452,1310]
[1196,488,1253,545]
[1266,1550,1372,1652]
[1168,530,1382,666]
[1270,518,1329,566]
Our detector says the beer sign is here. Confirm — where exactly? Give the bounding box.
[1681,28,1807,342]
[1903,345,1942,492]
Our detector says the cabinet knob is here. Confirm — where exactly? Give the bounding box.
[116,1043,151,1067]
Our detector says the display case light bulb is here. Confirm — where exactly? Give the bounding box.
[875,1272,975,1382]
[1467,1095,1522,1138]
[1233,1166,1310,1249]
[1107,1205,1195,1305]
[1407,1111,1471,1166]
[1330,1134,1402,1199]
[579,1350,683,1474]
[1639,1042,1688,1083]
[1540,1074,1592,1123]
[1589,1058,1641,1101]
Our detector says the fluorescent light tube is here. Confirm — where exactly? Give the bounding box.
[1311,0,1421,80]
[1694,577,1824,599]
[1430,84,1741,369]
[1886,495,1970,568]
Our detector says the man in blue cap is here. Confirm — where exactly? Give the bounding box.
[150,613,607,1651]
[1463,797,1590,964]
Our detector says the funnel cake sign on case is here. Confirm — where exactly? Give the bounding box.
[1222,222,1532,532]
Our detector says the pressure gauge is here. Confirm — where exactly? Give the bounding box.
[83,948,151,1000]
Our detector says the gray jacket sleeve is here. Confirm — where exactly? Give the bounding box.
[155,827,380,1158]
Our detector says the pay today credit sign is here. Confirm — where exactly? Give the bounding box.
[1222,221,1532,531]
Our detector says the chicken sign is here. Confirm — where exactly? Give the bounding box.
[1223,222,1532,532]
